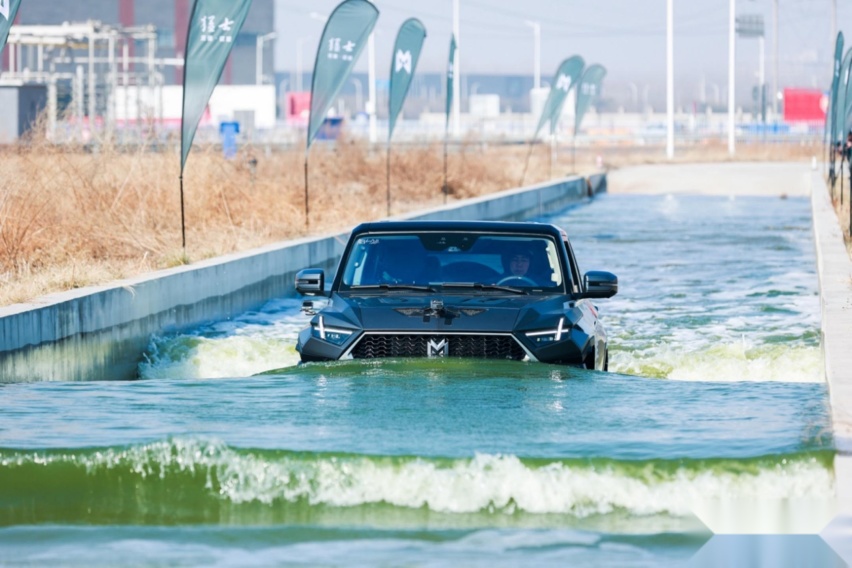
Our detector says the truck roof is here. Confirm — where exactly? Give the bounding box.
[351,220,567,239]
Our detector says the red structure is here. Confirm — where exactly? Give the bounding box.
[2,10,22,71]
[783,88,828,123]
[173,0,231,85]
[119,0,135,68]
[119,0,134,26]
[286,92,311,123]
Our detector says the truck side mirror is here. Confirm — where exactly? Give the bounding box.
[295,268,326,296]
[581,271,618,299]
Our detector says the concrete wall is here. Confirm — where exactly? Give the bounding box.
[810,171,852,550]
[0,175,603,382]
[0,86,48,143]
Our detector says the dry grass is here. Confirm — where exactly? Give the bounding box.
[826,175,852,256]
[0,128,822,307]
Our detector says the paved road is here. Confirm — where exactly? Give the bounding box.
[607,161,852,553]
[608,161,814,196]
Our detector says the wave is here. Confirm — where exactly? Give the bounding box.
[139,333,302,379]
[0,439,834,526]
[138,298,308,379]
[610,342,823,383]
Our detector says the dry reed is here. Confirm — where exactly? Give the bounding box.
[0,126,823,306]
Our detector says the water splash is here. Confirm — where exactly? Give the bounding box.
[0,439,834,519]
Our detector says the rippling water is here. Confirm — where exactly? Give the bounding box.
[0,195,834,566]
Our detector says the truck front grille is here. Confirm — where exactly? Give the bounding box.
[350,334,525,360]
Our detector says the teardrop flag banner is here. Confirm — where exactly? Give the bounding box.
[304,0,379,228]
[388,18,426,141]
[180,0,252,251]
[827,32,844,184]
[533,56,584,141]
[573,64,606,172]
[386,17,426,215]
[842,53,852,143]
[832,48,852,200]
[0,0,22,55]
[445,35,456,132]
[833,48,852,155]
[838,49,852,205]
[443,34,456,203]
[575,64,607,133]
[520,56,584,185]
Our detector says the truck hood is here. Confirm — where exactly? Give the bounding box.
[325,293,565,333]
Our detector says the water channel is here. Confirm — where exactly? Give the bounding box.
[0,194,836,565]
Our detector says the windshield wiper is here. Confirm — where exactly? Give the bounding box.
[351,284,436,292]
[440,282,528,295]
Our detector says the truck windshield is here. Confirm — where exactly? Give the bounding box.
[341,233,565,291]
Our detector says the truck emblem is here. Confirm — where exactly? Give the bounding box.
[427,338,448,358]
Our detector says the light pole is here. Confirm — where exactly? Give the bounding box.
[352,77,363,115]
[736,14,765,124]
[832,0,837,77]
[728,0,736,156]
[524,20,541,90]
[296,12,329,94]
[666,0,674,159]
[256,32,277,85]
[772,0,778,116]
[295,37,308,92]
[453,0,461,137]
[368,32,377,143]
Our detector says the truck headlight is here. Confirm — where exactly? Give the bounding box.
[311,316,354,346]
[524,317,568,345]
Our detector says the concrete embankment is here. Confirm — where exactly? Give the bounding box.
[0,174,604,382]
[608,161,812,197]
[610,161,852,533]
[809,170,852,534]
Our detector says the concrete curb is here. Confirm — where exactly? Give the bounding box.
[0,174,603,382]
[810,171,852,453]
[810,171,852,522]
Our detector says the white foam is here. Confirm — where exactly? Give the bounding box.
[51,440,836,519]
[611,342,823,383]
[138,298,308,379]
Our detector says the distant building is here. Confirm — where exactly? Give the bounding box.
[4,0,275,85]
[278,71,541,116]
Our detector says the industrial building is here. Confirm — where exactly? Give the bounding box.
[0,0,275,142]
[3,0,275,85]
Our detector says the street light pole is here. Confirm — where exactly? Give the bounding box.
[772,0,778,116]
[736,14,765,125]
[296,38,305,92]
[832,0,837,55]
[352,77,363,116]
[759,34,765,124]
[525,20,541,90]
[256,32,277,85]
[666,0,674,159]
[728,0,736,156]
[453,0,461,137]
[368,32,377,143]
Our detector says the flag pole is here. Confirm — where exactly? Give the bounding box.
[848,160,852,237]
[443,132,449,203]
[519,138,536,186]
[572,125,577,173]
[386,143,392,216]
[179,174,186,253]
[549,133,555,179]
[304,152,310,229]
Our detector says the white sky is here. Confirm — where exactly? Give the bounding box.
[274,0,845,104]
